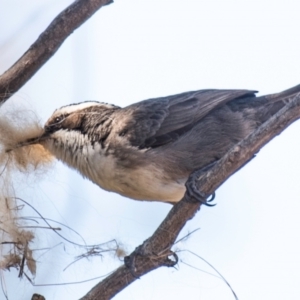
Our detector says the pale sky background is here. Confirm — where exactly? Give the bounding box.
[1,0,300,299]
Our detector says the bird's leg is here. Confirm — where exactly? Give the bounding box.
[185,163,216,206]
[124,244,178,278]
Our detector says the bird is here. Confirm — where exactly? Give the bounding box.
[19,85,300,204]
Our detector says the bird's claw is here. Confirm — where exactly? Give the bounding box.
[163,251,178,267]
[124,246,179,278]
[207,192,216,203]
[185,169,216,206]
[124,245,143,279]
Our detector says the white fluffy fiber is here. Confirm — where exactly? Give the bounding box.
[0,103,53,276]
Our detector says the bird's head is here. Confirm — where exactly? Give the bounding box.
[12,101,119,150]
[44,101,118,134]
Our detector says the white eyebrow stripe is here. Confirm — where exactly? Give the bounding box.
[56,101,117,115]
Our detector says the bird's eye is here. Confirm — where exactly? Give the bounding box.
[55,116,62,123]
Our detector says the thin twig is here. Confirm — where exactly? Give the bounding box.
[184,250,238,300]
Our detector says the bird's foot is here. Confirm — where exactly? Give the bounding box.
[185,168,216,206]
[124,245,144,279]
[124,245,178,278]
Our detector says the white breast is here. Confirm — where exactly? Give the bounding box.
[84,145,186,203]
[44,130,186,203]
[111,165,187,203]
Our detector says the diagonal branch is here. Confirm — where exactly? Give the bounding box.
[80,94,300,300]
[0,0,113,104]
[2,1,300,299]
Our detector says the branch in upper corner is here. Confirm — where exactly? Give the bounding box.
[0,0,113,104]
[80,94,300,300]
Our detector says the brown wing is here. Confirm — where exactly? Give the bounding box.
[112,89,257,148]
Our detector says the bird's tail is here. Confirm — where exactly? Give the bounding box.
[247,83,300,125]
[267,83,300,100]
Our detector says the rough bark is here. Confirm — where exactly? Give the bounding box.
[31,294,45,300]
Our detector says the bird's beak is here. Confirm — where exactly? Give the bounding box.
[20,132,50,146]
[6,131,50,153]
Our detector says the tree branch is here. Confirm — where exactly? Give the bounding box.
[80,94,300,300]
[3,1,300,299]
[0,0,113,104]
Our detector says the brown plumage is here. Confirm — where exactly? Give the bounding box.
[24,85,300,203]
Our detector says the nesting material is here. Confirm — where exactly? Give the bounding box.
[0,193,36,275]
[0,105,54,276]
[0,109,53,172]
